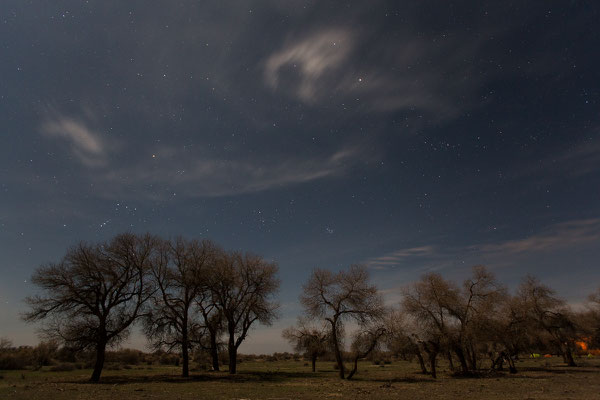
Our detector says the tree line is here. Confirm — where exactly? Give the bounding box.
[19,233,600,382]
[285,265,600,379]
[23,233,279,382]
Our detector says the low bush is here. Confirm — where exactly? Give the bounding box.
[49,363,76,372]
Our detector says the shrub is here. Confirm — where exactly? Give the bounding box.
[0,354,28,370]
[49,363,76,372]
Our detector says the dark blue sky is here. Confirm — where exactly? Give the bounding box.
[1,1,599,352]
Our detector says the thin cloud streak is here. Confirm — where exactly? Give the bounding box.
[367,218,600,271]
[101,146,367,199]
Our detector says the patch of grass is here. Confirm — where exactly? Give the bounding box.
[0,357,599,399]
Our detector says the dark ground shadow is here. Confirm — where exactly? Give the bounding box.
[69,370,325,385]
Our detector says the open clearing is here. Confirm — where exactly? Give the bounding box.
[1,357,599,400]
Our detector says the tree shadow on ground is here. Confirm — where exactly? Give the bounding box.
[70,370,325,385]
[518,366,598,374]
[367,376,436,384]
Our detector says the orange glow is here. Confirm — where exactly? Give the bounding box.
[576,341,588,351]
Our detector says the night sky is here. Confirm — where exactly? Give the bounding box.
[1,1,599,353]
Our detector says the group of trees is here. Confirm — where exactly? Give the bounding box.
[20,233,600,383]
[24,233,279,382]
[285,265,600,380]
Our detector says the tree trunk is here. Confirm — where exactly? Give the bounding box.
[469,343,478,370]
[181,339,189,377]
[346,356,359,380]
[90,341,106,382]
[331,321,345,379]
[446,351,454,371]
[491,352,504,371]
[228,347,237,374]
[429,351,437,379]
[311,354,317,372]
[507,355,517,374]
[210,332,220,371]
[228,330,237,374]
[564,346,576,367]
[416,351,428,374]
[454,346,469,374]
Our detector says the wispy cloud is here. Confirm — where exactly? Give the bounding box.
[471,218,600,255]
[264,27,486,118]
[41,114,109,167]
[264,29,354,102]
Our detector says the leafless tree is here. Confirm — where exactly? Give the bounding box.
[0,337,13,352]
[587,288,600,348]
[300,265,385,379]
[483,293,530,373]
[195,282,224,371]
[384,309,429,374]
[402,273,458,378]
[23,233,156,382]
[516,275,579,366]
[282,317,330,372]
[144,237,218,377]
[446,266,506,373]
[210,251,279,374]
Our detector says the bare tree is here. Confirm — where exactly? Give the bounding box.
[282,317,330,372]
[23,233,156,382]
[210,251,279,374]
[0,337,13,352]
[300,265,385,379]
[402,273,458,378]
[446,266,506,373]
[485,294,529,373]
[587,288,600,348]
[195,282,224,372]
[144,237,217,377]
[384,309,429,374]
[516,276,579,366]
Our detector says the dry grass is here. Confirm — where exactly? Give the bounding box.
[1,356,599,399]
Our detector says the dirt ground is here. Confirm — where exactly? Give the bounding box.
[1,357,599,399]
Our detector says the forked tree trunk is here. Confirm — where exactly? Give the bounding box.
[454,346,469,374]
[90,341,107,382]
